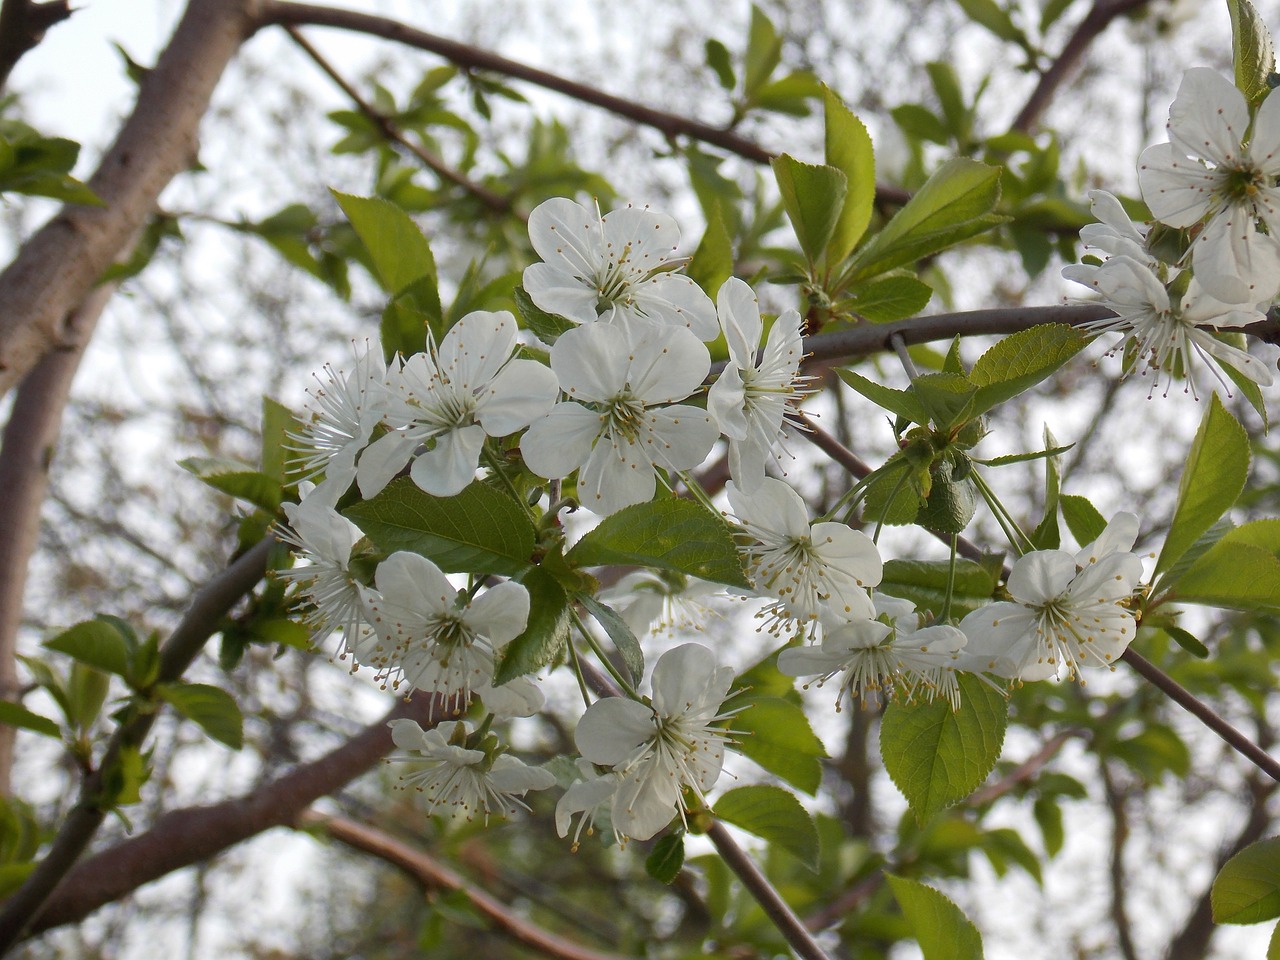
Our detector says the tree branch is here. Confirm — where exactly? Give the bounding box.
[0,284,113,795]
[25,693,449,937]
[1100,760,1139,960]
[0,0,263,400]
[0,535,275,950]
[259,2,913,205]
[301,812,633,960]
[0,0,73,91]
[1012,0,1155,133]
[282,25,516,218]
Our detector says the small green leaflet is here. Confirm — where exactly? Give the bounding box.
[577,593,644,686]
[645,832,685,884]
[0,702,60,739]
[345,478,536,576]
[772,154,847,263]
[713,784,819,869]
[1213,836,1280,924]
[155,682,244,750]
[887,874,985,960]
[823,88,875,263]
[1227,0,1277,107]
[880,674,1008,822]
[731,696,827,795]
[494,567,570,684]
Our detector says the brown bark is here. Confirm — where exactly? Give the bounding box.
[0,0,263,399]
[0,285,112,795]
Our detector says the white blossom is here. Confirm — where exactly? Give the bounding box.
[573,643,736,841]
[389,719,555,822]
[521,321,718,515]
[597,570,724,638]
[356,310,559,499]
[778,596,967,709]
[361,551,532,716]
[726,477,881,631]
[1063,254,1273,394]
[959,515,1144,682]
[1138,68,1280,302]
[707,278,808,491]
[276,495,371,659]
[555,761,623,850]
[522,197,718,338]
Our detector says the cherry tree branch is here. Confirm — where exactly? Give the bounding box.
[0,0,262,400]
[1013,0,1155,133]
[25,694,448,937]
[301,813,633,960]
[0,535,275,950]
[0,285,113,795]
[282,26,516,217]
[259,2,914,205]
[0,0,73,90]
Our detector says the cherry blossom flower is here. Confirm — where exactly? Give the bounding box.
[389,719,555,822]
[707,278,808,492]
[276,495,371,658]
[555,761,623,850]
[1138,68,1280,302]
[597,570,723,638]
[356,310,559,499]
[1077,190,1156,267]
[778,596,967,709]
[521,321,718,515]
[361,551,532,716]
[959,515,1144,682]
[726,477,881,631]
[1063,254,1273,394]
[522,198,718,339]
[290,341,389,507]
[572,643,737,841]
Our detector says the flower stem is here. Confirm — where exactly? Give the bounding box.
[705,820,833,960]
[675,469,721,515]
[940,535,958,623]
[482,447,540,525]
[889,332,920,380]
[571,609,642,701]
[970,470,1034,556]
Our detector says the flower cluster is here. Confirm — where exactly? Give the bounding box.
[1064,69,1277,395]
[276,193,1165,852]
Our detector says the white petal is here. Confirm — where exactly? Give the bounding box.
[575,697,656,765]
[466,580,531,646]
[1192,213,1280,302]
[1167,68,1250,166]
[717,277,763,365]
[374,551,455,613]
[708,366,750,440]
[476,359,561,436]
[410,424,486,497]
[633,273,719,340]
[1005,551,1077,604]
[578,431,656,515]
[642,405,719,472]
[439,310,518,387]
[528,198,602,279]
[650,643,726,717]
[626,324,711,403]
[356,431,420,499]
[521,403,603,479]
[1138,142,1217,228]
[522,262,600,326]
[551,322,631,400]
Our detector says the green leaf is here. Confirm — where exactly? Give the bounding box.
[1169,541,1280,612]
[44,619,132,679]
[772,154,848,263]
[261,397,298,484]
[1060,494,1106,546]
[1031,427,1062,550]
[1271,921,1280,960]
[0,702,60,739]
[967,325,1087,416]
[345,478,536,576]
[1166,626,1210,659]
[918,464,978,535]
[1213,837,1280,923]
[494,567,570,684]
[0,863,35,899]
[848,274,932,323]
[846,158,1002,281]
[752,71,824,116]
[331,190,438,297]
[880,674,1008,822]
[1227,0,1277,106]
[837,368,930,424]
[1033,796,1064,858]
[645,832,685,884]
[743,4,783,97]
[956,0,1024,43]
[577,593,644,686]
[1039,0,1074,32]
[66,663,110,731]
[687,209,734,298]
[824,88,876,262]
[886,874,985,960]
[879,558,996,618]
[713,785,819,869]
[180,457,282,512]
[913,372,979,431]
[514,284,574,345]
[732,697,827,795]
[381,294,431,360]
[155,682,244,749]
[567,499,749,588]
[705,39,735,89]
[1156,395,1250,578]
[892,103,951,144]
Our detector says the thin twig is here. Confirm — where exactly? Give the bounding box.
[301,813,632,960]
[705,820,833,960]
[1100,760,1139,960]
[0,536,275,949]
[0,0,73,91]
[283,25,516,217]
[260,2,914,206]
[1119,648,1280,783]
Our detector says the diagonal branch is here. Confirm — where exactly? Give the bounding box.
[0,535,275,950]
[1012,0,1155,133]
[301,812,632,960]
[26,693,449,937]
[0,0,263,400]
[0,0,73,91]
[259,2,912,205]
